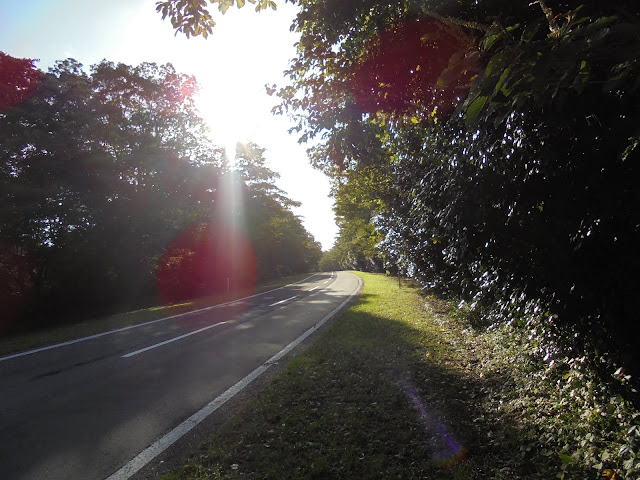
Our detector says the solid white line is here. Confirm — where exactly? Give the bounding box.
[104,273,362,480]
[309,286,319,292]
[121,322,228,358]
[268,295,298,307]
[0,273,320,363]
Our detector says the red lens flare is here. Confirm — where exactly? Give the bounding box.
[0,52,40,113]
[351,19,478,119]
[157,222,257,305]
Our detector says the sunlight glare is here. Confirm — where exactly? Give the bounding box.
[197,87,253,163]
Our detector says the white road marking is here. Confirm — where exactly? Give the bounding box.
[0,273,320,363]
[104,273,362,480]
[268,295,298,307]
[122,322,228,358]
[309,286,319,291]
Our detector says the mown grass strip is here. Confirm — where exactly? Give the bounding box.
[0,272,314,357]
[159,272,637,479]
[161,272,482,480]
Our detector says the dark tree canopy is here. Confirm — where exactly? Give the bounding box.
[157,0,640,369]
[0,54,320,333]
[0,52,41,112]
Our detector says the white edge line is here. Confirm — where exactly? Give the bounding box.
[0,273,323,363]
[122,321,228,358]
[104,273,362,480]
[268,295,298,307]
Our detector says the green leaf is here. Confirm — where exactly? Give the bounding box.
[218,0,233,14]
[590,15,619,29]
[559,453,574,465]
[483,49,511,81]
[483,33,502,51]
[494,66,512,94]
[465,95,488,126]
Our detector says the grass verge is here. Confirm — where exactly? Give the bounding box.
[0,272,314,358]
[158,272,518,479]
[160,272,640,479]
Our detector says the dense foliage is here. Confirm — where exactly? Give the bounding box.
[277,0,640,366]
[0,54,320,333]
[157,1,640,476]
[283,2,640,474]
[159,0,640,359]
[318,166,386,271]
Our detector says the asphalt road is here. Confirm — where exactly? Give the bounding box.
[0,271,361,480]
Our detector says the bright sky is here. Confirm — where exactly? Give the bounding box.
[1,0,338,250]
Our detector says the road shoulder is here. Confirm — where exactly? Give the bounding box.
[129,272,363,480]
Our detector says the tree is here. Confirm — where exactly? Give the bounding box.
[1,53,323,328]
[154,140,321,303]
[157,1,640,363]
[235,141,301,210]
[0,52,41,112]
[155,0,278,38]
[318,246,341,272]
[0,54,225,327]
[293,1,640,360]
[233,142,321,279]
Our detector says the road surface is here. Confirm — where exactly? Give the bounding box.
[0,271,361,480]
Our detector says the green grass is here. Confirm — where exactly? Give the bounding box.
[0,272,314,357]
[161,272,488,480]
[162,271,633,479]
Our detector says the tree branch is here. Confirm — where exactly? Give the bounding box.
[531,0,561,37]
[422,8,490,32]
